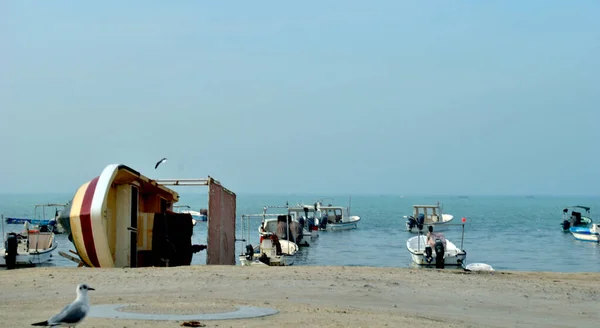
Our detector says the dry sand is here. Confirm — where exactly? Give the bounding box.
[1,265,599,328]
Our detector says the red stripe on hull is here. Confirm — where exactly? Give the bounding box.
[80,176,101,267]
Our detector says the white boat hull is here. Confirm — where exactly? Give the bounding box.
[569,225,600,242]
[180,210,207,222]
[321,216,361,231]
[239,254,296,266]
[406,235,466,266]
[239,238,298,267]
[0,241,58,266]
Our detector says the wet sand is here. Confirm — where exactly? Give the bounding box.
[0,265,598,327]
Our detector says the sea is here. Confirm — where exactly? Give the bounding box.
[1,193,599,273]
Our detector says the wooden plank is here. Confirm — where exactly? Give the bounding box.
[58,251,84,266]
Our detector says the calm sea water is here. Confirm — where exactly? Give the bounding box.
[1,193,599,272]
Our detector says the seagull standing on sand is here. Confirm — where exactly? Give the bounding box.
[31,283,95,327]
[155,157,167,169]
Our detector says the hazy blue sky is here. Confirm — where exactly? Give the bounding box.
[1,1,599,196]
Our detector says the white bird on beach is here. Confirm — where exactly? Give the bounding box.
[31,283,95,327]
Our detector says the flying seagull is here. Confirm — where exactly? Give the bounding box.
[32,283,95,327]
[155,157,167,169]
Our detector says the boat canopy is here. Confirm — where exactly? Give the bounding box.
[567,205,591,212]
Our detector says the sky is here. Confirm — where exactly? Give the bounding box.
[1,1,599,196]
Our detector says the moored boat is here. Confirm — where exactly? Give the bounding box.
[174,205,208,223]
[258,205,314,246]
[5,203,69,235]
[569,224,600,242]
[404,203,454,233]
[0,219,58,268]
[239,214,298,266]
[406,235,466,267]
[406,223,467,268]
[290,198,361,231]
[561,206,593,232]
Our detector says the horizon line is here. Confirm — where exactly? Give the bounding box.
[0,191,597,198]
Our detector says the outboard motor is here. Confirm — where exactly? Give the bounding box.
[424,245,433,263]
[245,244,254,261]
[561,220,571,230]
[416,213,425,231]
[434,239,445,269]
[407,216,417,230]
[5,233,18,270]
[319,219,327,230]
[258,252,270,265]
[306,217,316,231]
[319,212,328,230]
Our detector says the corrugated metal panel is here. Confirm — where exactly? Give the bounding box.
[206,178,237,265]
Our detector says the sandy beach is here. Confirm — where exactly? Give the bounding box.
[1,265,598,328]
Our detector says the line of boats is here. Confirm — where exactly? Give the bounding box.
[237,199,361,266]
[1,165,596,272]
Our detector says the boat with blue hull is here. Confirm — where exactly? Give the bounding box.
[5,203,68,234]
[5,217,52,225]
[569,224,600,242]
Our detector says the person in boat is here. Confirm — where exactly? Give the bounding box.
[426,225,447,249]
[570,211,582,227]
[276,215,302,244]
[276,215,289,240]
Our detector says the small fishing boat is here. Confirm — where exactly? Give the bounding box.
[569,224,600,242]
[4,203,68,234]
[238,214,298,266]
[289,198,361,231]
[174,205,208,223]
[404,203,454,233]
[560,206,593,231]
[258,205,315,247]
[5,217,52,225]
[406,224,467,268]
[0,219,58,268]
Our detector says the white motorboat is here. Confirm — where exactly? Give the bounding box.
[406,228,466,268]
[404,203,454,233]
[238,214,298,266]
[173,205,208,225]
[560,206,593,232]
[1,219,58,268]
[289,198,361,231]
[569,224,600,242]
[258,205,315,246]
[239,236,298,266]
